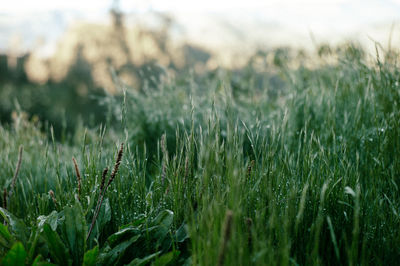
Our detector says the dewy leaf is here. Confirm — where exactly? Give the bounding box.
[175,223,189,243]
[26,227,40,264]
[0,207,28,245]
[0,223,13,248]
[95,198,112,232]
[83,246,99,266]
[152,251,177,266]
[146,210,174,245]
[87,198,112,247]
[37,211,59,231]
[126,251,161,266]
[0,242,27,266]
[99,235,140,265]
[151,210,174,229]
[32,254,55,266]
[107,227,141,248]
[62,202,86,266]
[42,224,71,266]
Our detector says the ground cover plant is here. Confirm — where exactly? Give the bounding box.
[0,43,399,265]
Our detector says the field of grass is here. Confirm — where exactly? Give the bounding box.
[0,43,399,265]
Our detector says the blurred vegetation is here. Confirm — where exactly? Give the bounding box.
[0,7,213,140]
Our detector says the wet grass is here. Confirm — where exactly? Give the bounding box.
[0,43,399,265]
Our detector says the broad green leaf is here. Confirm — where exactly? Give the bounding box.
[42,224,71,266]
[107,227,141,248]
[97,198,112,227]
[83,246,99,266]
[62,202,86,266]
[0,223,13,248]
[0,242,27,266]
[99,235,140,265]
[32,254,55,266]
[127,251,161,266]
[87,198,112,246]
[159,234,173,253]
[37,211,59,231]
[146,210,174,247]
[152,251,177,266]
[128,214,147,227]
[26,227,40,264]
[174,223,189,243]
[0,207,28,245]
[151,210,173,229]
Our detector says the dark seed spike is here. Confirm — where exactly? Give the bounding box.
[100,167,108,192]
[107,143,124,188]
[87,143,124,242]
[49,190,57,205]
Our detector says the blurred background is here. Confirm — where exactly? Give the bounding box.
[1,0,399,138]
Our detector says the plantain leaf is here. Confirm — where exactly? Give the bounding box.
[87,198,111,247]
[0,223,13,249]
[83,246,99,266]
[99,235,140,265]
[107,227,141,248]
[32,254,55,266]
[147,210,174,248]
[174,223,189,243]
[37,211,60,231]
[151,210,173,229]
[0,207,28,245]
[152,251,178,266]
[97,198,111,228]
[42,224,71,266]
[0,242,27,266]
[62,202,86,266]
[126,251,161,266]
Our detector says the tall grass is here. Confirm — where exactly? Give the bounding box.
[0,43,399,265]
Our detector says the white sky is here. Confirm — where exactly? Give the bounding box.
[1,0,400,55]
[2,0,399,29]
[1,0,399,15]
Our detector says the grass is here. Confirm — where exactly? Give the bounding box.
[0,43,399,265]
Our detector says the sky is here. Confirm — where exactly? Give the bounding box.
[2,0,400,20]
[2,0,399,33]
[1,0,400,56]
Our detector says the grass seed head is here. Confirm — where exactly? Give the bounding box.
[107,143,124,187]
[246,160,255,179]
[100,167,108,192]
[49,190,57,205]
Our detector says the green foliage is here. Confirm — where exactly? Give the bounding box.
[82,246,98,266]
[0,43,399,265]
[62,202,86,265]
[1,242,27,266]
[98,210,184,265]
